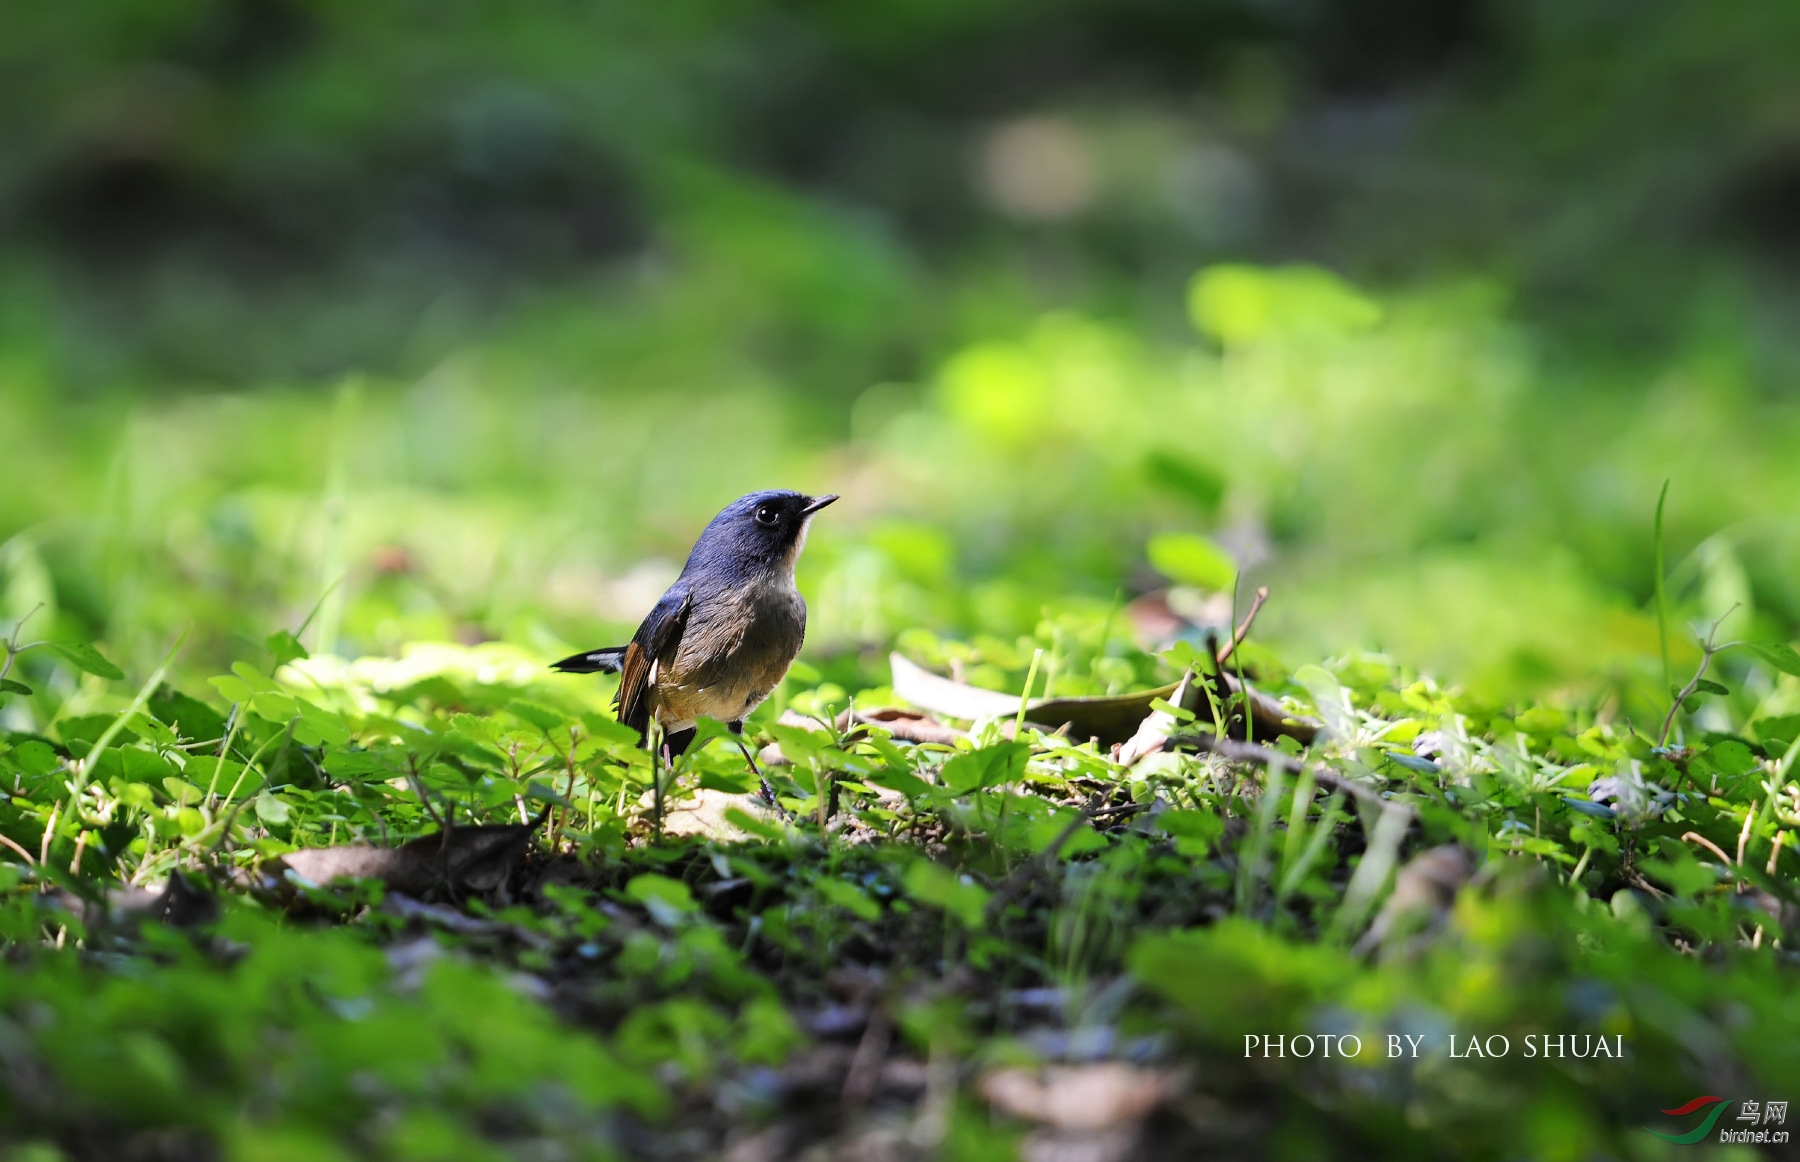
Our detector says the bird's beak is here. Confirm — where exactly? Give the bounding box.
[800,494,840,516]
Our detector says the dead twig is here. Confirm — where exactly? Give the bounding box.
[1215,586,1268,667]
[1172,732,1388,810]
[1089,802,1149,822]
[1680,831,1735,868]
[403,755,451,833]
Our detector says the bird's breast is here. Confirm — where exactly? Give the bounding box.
[652,578,806,728]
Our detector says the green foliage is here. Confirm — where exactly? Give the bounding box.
[1,6,1799,1150]
[1,601,1790,1155]
[1744,640,1800,678]
[902,859,991,929]
[1145,532,1237,594]
[0,907,661,1154]
[45,642,124,681]
[1188,265,1382,346]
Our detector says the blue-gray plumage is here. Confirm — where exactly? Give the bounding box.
[552,490,837,771]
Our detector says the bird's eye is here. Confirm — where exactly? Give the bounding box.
[754,505,779,526]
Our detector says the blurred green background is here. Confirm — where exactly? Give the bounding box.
[4,0,1799,710]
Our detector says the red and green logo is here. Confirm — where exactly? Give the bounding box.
[1650,1096,1731,1144]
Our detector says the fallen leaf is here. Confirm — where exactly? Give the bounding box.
[890,653,1318,746]
[979,1063,1179,1130]
[850,706,963,745]
[661,788,762,840]
[1022,1125,1143,1162]
[56,871,220,931]
[276,818,543,895]
[1115,670,1199,766]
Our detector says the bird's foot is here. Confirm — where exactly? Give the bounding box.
[757,777,796,821]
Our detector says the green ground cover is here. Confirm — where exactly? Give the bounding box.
[0,549,1796,1158]
[5,2,1800,1157]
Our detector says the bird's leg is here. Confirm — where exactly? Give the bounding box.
[738,738,779,809]
[650,721,667,839]
[730,720,787,817]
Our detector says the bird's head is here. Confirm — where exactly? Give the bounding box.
[686,490,838,581]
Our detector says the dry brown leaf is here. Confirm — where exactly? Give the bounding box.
[661,788,761,840]
[890,653,1318,747]
[1115,670,1199,766]
[276,819,541,895]
[1021,1126,1144,1162]
[851,706,963,745]
[978,1063,1179,1131]
[55,870,221,931]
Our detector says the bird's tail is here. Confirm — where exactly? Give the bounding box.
[550,646,628,674]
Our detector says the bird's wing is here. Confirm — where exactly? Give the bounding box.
[616,586,692,740]
[550,646,628,674]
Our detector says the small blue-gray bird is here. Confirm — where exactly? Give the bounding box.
[552,490,837,799]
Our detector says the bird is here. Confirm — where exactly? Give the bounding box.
[552,489,838,803]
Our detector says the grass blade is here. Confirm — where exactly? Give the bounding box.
[1654,479,1671,699]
